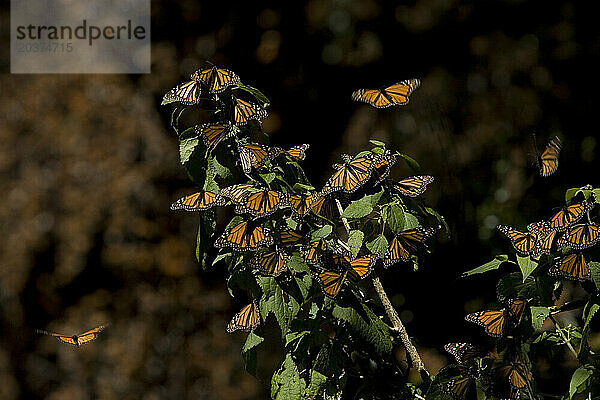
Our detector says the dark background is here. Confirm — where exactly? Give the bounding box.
[1,0,599,398]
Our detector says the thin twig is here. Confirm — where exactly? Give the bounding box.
[334,199,430,383]
[548,314,578,358]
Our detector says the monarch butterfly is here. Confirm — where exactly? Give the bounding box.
[163,79,203,105]
[444,342,483,365]
[371,155,397,184]
[506,298,528,325]
[315,270,348,298]
[195,123,231,151]
[233,97,267,126]
[383,227,436,267]
[549,253,591,281]
[250,249,289,276]
[442,375,475,400]
[287,193,321,221]
[497,225,538,255]
[277,144,310,161]
[214,220,273,251]
[234,190,286,218]
[322,153,378,195]
[237,143,279,174]
[394,176,435,197]
[537,136,562,177]
[549,200,595,231]
[36,324,108,347]
[557,223,600,250]
[226,301,260,333]
[332,252,378,279]
[219,184,255,204]
[191,66,240,93]
[351,79,421,108]
[301,239,327,264]
[496,361,533,392]
[465,310,506,337]
[278,229,305,247]
[170,191,226,211]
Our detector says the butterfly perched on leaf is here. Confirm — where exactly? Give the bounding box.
[465,299,527,337]
[315,270,349,298]
[226,301,260,333]
[549,199,595,231]
[383,227,436,267]
[250,249,289,277]
[301,239,327,264]
[495,360,533,393]
[536,136,562,177]
[444,342,484,365]
[393,175,434,197]
[234,190,287,218]
[237,143,279,174]
[170,190,226,211]
[163,79,203,105]
[277,144,310,161]
[549,252,591,281]
[526,221,558,257]
[36,324,108,347]
[322,152,378,195]
[442,374,476,400]
[278,229,306,247]
[557,223,600,250]
[497,225,538,256]
[287,192,321,221]
[214,220,273,251]
[191,66,240,93]
[371,155,397,184]
[219,184,255,204]
[351,79,421,108]
[331,251,379,280]
[233,97,267,126]
[195,123,232,151]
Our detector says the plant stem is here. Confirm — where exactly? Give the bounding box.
[334,199,430,383]
[548,314,578,359]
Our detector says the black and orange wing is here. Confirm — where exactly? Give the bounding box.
[36,329,79,346]
[219,184,254,204]
[233,98,267,126]
[394,175,434,197]
[192,67,240,93]
[497,225,537,255]
[250,250,289,277]
[280,144,309,160]
[351,79,421,108]
[322,153,377,195]
[237,143,278,173]
[196,123,231,151]
[235,190,285,218]
[557,223,600,250]
[76,325,108,345]
[214,220,273,251]
[444,342,483,365]
[538,136,562,177]
[465,310,506,337]
[163,80,202,105]
[549,252,591,281]
[288,193,320,221]
[315,270,347,298]
[506,299,527,325]
[496,362,533,392]
[170,191,226,211]
[279,229,305,247]
[371,155,397,184]
[301,239,326,264]
[384,227,436,267]
[442,376,474,400]
[549,200,595,231]
[347,254,378,279]
[226,301,260,333]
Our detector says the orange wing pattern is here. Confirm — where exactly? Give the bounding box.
[214,221,274,251]
[191,67,240,93]
[170,191,226,211]
[301,240,326,264]
[351,79,421,108]
[538,136,562,177]
[163,80,202,105]
[278,144,309,160]
[233,98,267,126]
[371,155,396,184]
[237,143,279,173]
[497,225,537,255]
[196,123,231,151]
[549,253,591,281]
[234,190,286,217]
[226,301,260,333]
[557,223,600,250]
[394,175,434,197]
[322,153,378,195]
[384,227,436,267]
[219,184,254,204]
[549,200,595,231]
[36,324,108,347]
[250,250,289,277]
[465,310,506,337]
[288,193,321,221]
[315,270,347,298]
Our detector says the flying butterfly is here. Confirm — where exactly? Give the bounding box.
[226,301,260,333]
[36,324,108,347]
[549,252,591,281]
[557,223,600,250]
[549,199,595,231]
[394,176,435,197]
[195,123,232,151]
[351,79,421,108]
[219,184,255,204]
[250,249,289,277]
[383,227,436,267]
[321,153,378,195]
[497,225,538,256]
[234,190,287,218]
[233,97,267,126]
[371,155,397,184]
[214,220,274,251]
[163,79,202,105]
[237,143,279,174]
[191,66,240,93]
[277,144,310,161]
[536,136,562,177]
[170,190,226,211]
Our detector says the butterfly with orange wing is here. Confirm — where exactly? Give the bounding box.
[214,220,273,251]
[351,79,421,108]
[322,153,379,195]
[170,191,226,211]
[226,301,260,333]
[36,324,108,347]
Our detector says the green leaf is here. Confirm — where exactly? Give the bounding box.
[288,254,311,274]
[348,230,364,257]
[517,255,538,282]
[271,353,306,400]
[342,189,384,219]
[366,235,388,257]
[461,255,509,277]
[496,272,537,302]
[236,83,271,109]
[565,187,579,204]
[589,261,600,291]
[312,225,333,241]
[403,212,420,230]
[369,139,386,147]
[332,302,393,357]
[530,306,550,330]
[242,332,264,376]
[583,298,600,331]
[569,365,594,398]
[260,172,276,184]
[259,277,299,336]
[398,153,421,173]
[384,203,405,232]
[293,182,315,192]
[593,188,600,204]
[304,369,328,397]
[180,137,199,165]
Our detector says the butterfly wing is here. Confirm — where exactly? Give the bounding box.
[322,153,376,195]
[371,155,397,184]
[170,191,226,211]
[235,190,284,217]
[443,376,474,400]
[250,250,288,277]
[549,253,591,281]
[301,240,326,264]
[351,88,391,108]
[215,221,249,250]
[381,79,421,106]
[465,310,506,337]
[538,136,561,177]
[384,227,435,267]
[550,200,595,231]
[394,175,434,197]
[196,123,231,151]
[506,299,527,325]
[283,144,309,160]
[348,254,378,279]
[497,225,537,255]
[316,270,347,297]
[226,301,261,333]
[557,223,600,250]
[76,325,107,345]
[233,98,267,126]
[220,184,254,204]
[191,68,213,84]
[163,80,202,105]
[36,329,79,346]
[279,229,305,247]
[444,342,482,365]
[209,68,240,93]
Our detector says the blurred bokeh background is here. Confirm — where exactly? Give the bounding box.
[1,0,599,398]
